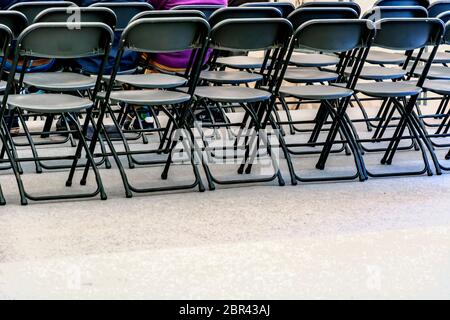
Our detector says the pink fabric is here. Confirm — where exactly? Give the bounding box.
[148,0,227,69]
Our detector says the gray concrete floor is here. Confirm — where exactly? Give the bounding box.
[0,105,449,299]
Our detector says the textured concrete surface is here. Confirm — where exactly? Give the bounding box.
[0,106,449,299]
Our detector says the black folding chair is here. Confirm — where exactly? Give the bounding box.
[0,22,114,205]
[106,10,207,171]
[191,18,293,190]
[8,1,76,22]
[205,7,283,86]
[274,19,375,184]
[211,7,283,72]
[0,23,13,205]
[351,18,444,177]
[6,7,118,174]
[279,7,360,135]
[78,17,210,198]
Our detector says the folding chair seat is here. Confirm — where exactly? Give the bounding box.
[6,94,93,113]
[279,85,353,100]
[271,19,375,184]
[350,18,445,177]
[344,65,406,80]
[215,55,265,69]
[191,86,271,103]
[289,53,340,67]
[199,70,263,84]
[109,73,188,88]
[366,50,407,65]
[283,68,339,83]
[412,65,450,79]
[192,18,292,190]
[352,81,422,97]
[81,17,210,198]
[0,22,114,205]
[8,1,75,22]
[107,90,191,105]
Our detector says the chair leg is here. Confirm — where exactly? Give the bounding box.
[17,112,42,174]
[0,127,27,205]
[68,113,107,200]
[0,183,5,205]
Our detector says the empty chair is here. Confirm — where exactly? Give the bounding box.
[0,23,13,205]
[301,1,361,17]
[274,19,375,183]
[351,18,445,177]
[240,2,295,18]
[0,22,114,205]
[80,17,210,197]
[205,7,282,85]
[190,18,292,189]
[8,1,75,22]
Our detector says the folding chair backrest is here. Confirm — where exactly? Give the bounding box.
[0,11,28,39]
[209,18,293,52]
[171,5,224,19]
[0,24,12,58]
[16,22,114,59]
[240,2,295,18]
[438,11,450,24]
[89,2,153,31]
[374,0,430,8]
[121,17,209,53]
[373,18,444,50]
[444,20,450,44]
[34,7,117,30]
[288,7,359,30]
[130,10,206,23]
[301,1,362,17]
[428,1,450,17]
[209,7,282,27]
[362,6,428,19]
[8,1,76,23]
[293,19,374,53]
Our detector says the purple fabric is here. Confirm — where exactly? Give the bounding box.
[148,0,227,69]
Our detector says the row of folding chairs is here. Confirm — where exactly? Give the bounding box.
[0,2,450,205]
